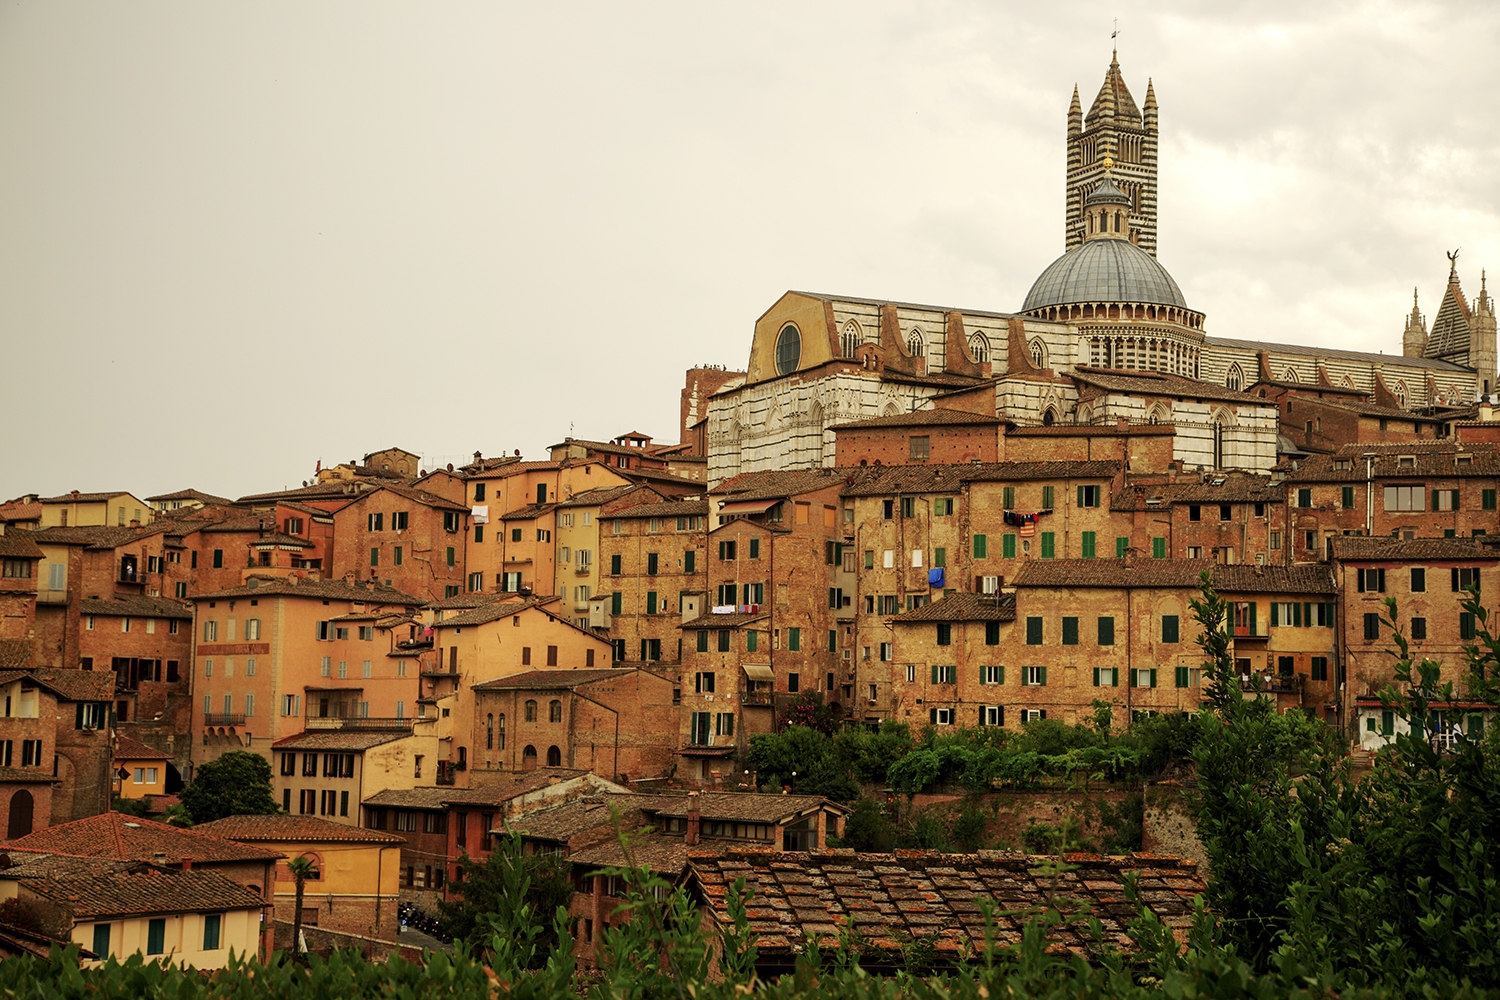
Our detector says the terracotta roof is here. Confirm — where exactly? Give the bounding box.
[680,612,771,629]
[25,524,174,551]
[472,669,622,691]
[37,491,136,504]
[555,485,641,509]
[360,787,453,810]
[432,596,556,629]
[113,735,172,761]
[237,482,372,503]
[894,593,1015,623]
[606,499,710,520]
[501,795,628,840]
[22,865,265,919]
[0,534,42,559]
[1072,368,1273,405]
[0,501,42,524]
[688,850,1205,960]
[429,592,516,611]
[1111,474,1283,509]
[500,502,559,521]
[0,851,139,879]
[249,532,313,548]
[1284,447,1500,482]
[465,460,564,479]
[838,465,968,496]
[3,812,280,864]
[638,792,845,823]
[1329,536,1500,562]
[144,489,233,505]
[438,769,607,806]
[194,813,405,845]
[0,641,34,672]
[270,730,408,751]
[569,833,692,875]
[831,409,1002,430]
[713,469,848,502]
[80,595,194,620]
[362,482,469,513]
[25,668,117,702]
[193,576,423,604]
[1012,559,1336,595]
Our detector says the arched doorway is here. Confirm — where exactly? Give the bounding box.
[522,746,538,771]
[546,746,561,767]
[7,789,34,839]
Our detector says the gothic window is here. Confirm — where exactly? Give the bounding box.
[1029,339,1047,370]
[1282,368,1299,383]
[1225,363,1244,392]
[1148,404,1169,425]
[1212,411,1232,469]
[968,333,988,363]
[907,331,925,357]
[840,321,862,359]
[1041,408,1057,427]
[1393,381,1408,407]
[1342,375,1357,389]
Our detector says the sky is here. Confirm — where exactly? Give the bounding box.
[1,1,1497,502]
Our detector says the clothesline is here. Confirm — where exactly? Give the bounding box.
[1002,508,1053,537]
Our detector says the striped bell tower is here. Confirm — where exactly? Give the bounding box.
[1066,51,1159,257]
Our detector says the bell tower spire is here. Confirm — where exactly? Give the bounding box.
[1402,287,1427,357]
[1065,49,1158,257]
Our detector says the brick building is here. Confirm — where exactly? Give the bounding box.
[270,728,439,826]
[330,484,470,602]
[597,495,709,666]
[0,532,42,641]
[886,592,1014,729]
[1110,472,1285,566]
[675,611,773,784]
[831,409,1002,467]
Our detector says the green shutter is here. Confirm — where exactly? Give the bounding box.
[1026,617,1043,644]
[1077,485,1085,508]
[646,592,658,614]
[1003,486,1015,509]
[1150,668,1157,688]
[1162,615,1179,643]
[1484,489,1497,511]
[1092,667,1101,686]
[1098,617,1114,645]
[1039,666,1047,686]
[1151,536,1165,559]
[1116,536,1128,558]
[610,592,622,615]
[1175,666,1188,688]
[973,534,987,558]
[1003,533,1016,558]
[1062,617,1078,645]
[1271,602,1279,627]
[1081,532,1096,558]
[1381,711,1395,736]
[1342,485,1354,509]
[931,664,940,684]
[1041,532,1055,559]
[1042,485,1054,508]
[1301,603,1311,627]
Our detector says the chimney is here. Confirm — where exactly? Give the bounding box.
[685,791,701,846]
[152,851,167,866]
[473,451,483,463]
[180,857,192,871]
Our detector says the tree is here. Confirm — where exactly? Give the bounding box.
[439,832,573,962]
[178,751,279,824]
[838,797,896,851]
[286,855,315,957]
[746,725,859,801]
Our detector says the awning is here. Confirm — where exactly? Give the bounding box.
[679,746,737,757]
[717,499,777,516]
[742,664,774,681]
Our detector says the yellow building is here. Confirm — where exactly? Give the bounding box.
[551,485,641,630]
[38,491,154,528]
[270,728,441,826]
[193,813,403,945]
[112,735,174,800]
[0,855,264,969]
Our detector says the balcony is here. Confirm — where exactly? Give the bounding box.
[1239,674,1304,695]
[1232,626,1267,640]
[740,691,774,707]
[304,716,413,732]
[395,638,433,651]
[203,713,246,727]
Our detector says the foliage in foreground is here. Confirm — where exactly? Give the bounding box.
[177,750,279,824]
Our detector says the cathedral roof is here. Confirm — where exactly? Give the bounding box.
[1086,52,1141,127]
[1022,238,1188,311]
[1084,174,1130,207]
[1426,277,1475,361]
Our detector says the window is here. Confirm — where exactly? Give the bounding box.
[1434,489,1459,511]
[1174,666,1199,688]
[979,705,1004,726]
[1061,616,1078,645]
[1341,486,1355,509]
[928,707,953,726]
[1453,567,1482,592]
[512,528,523,542]
[203,620,217,641]
[1132,668,1157,688]
[1022,665,1047,686]
[524,700,537,722]
[1092,667,1118,687]
[718,540,737,561]
[1081,531,1096,559]
[1002,534,1017,559]
[935,497,954,516]
[1115,536,1128,558]
[749,538,760,559]
[146,917,166,955]
[1097,617,1115,645]
[1026,617,1042,644]
[1460,612,1477,640]
[1411,617,1427,640]
[202,913,222,951]
[1364,613,1381,640]
[92,923,111,959]
[1357,568,1386,593]
[787,673,800,693]
[774,323,801,375]
[392,511,409,530]
[1077,485,1100,508]
[973,534,987,558]
[1041,486,1054,508]
[474,525,484,543]
[549,700,562,722]
[1040,532,1055,559]
[931,664,956,684]
[909,436,930,461]
[1152,537,1166,559]
[980,665,1004,685]
[985,621,1000,645]
[787,628,800,651]
[1484,489,1497,511]
[936,623,952,646]
[1383,486,1424,511]
[1297,489,1312,509]
[1310,657,1328,681]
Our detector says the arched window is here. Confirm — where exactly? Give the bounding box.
[522,745,538,771]
[907,331,925,357]
[6,789,33,839]
[1393,382,1408,407]
[1147,404,1169,425]
[774,324,801,376]
[497,713,505,750]
[840,321,861,359]
[524,700,537,722]
[1225,363,1244,392]
[1041,408,1056,427]
[1029,339,1047,370]
[968,333,988,363]
[486,713,494,750]
[548,700,562,723]
[1212,411,1231,469]
[546,746,562,767]
[1282,368,1299,383]
[1115,211,1123,232]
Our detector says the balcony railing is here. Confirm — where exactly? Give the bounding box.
[1240,674,1304,694]
[203,713,246,726]
[304,716,414,731]
[740,691,774,707]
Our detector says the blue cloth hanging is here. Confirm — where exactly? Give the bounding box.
[928,567,945,588]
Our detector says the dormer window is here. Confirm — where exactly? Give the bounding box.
[1333,460,1351,471]
[1398,456,1416,468]
[1457,454,1473,466]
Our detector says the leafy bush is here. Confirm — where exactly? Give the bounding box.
[177,751,279,823]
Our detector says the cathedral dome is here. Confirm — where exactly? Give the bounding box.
[1022,238,1189,312]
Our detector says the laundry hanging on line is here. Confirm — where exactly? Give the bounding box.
[1001,508,1054,538]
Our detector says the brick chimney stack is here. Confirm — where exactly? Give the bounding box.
[685,791,701,846]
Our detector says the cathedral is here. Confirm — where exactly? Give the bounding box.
[703,52,1497,486]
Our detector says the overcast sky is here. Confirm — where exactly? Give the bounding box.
[2,1,1497,502]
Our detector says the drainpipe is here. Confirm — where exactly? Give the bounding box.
[1363,452,1376,536]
